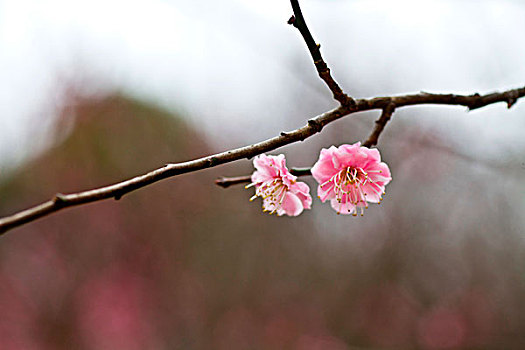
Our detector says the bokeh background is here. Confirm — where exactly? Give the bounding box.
[1,0,525,349]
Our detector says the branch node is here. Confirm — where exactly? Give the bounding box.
[207,156,219,167]
[53,193,67,206]
[507,90,520,108]
[308,118,323,132]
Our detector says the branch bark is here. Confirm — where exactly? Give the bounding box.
[288,0,354,106]
[362,102,396,148]
[1,88,523,234]
[0,0,523,234]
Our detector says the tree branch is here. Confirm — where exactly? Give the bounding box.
[0,87,523,234]
[288,0,354,106]
[363,102,396,148]
[0,0,523,234]
[214,87,525,187]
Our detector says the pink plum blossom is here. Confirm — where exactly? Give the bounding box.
[247,154,312,216]
[311,142,391,216]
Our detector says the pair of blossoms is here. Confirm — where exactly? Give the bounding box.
[247,142,392,216]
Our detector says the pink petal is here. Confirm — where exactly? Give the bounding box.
[332,146,351,169]
[311,148,338,183]
[251,171,270,184]
[330,199,356,215]
[288,181,312,209]
[280,192,305,216]
[362,187,381,203]
[281,173,298,188]
[317,183,335,202]
[290,181,310,196]
[366,148,381,162]
[253,155,276,179]
[297,192,312,210]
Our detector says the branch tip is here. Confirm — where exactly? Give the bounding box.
[215,175,251,188]
[214,177,227,188]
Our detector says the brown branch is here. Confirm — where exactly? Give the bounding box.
[0,2,520,236]
[363,102,396,148]
[0,88,524,234]
[288,0,354,107]
[213,87,525,188]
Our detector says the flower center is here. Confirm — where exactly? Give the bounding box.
[247,178,288,214]
[321,166,384,215]
[333,167,366,202]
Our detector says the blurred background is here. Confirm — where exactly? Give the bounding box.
[0,0,525,348]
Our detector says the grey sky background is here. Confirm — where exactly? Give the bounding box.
[0,0,524,171]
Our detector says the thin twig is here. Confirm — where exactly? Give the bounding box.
[288,0,354,106]
[215,168,312,188]
[215,176,251,189]
[363,102,396,148]
[0,88,523,234]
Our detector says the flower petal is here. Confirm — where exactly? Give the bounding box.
[330,198,356,215]
[280,192,305,216]
[311,147,338,183]
[318,183,335,202]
